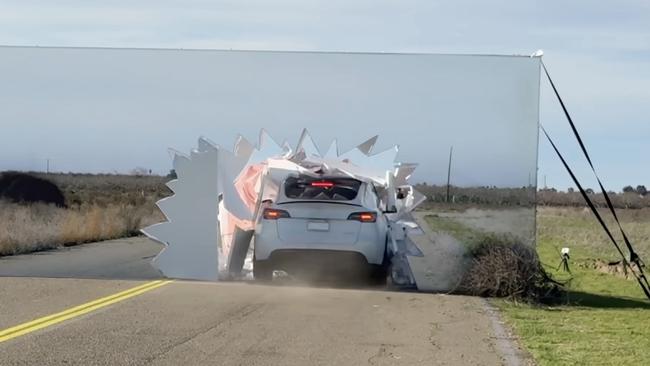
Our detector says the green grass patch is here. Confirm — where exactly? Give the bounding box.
[496,208,650,366]
[425,208,650,365]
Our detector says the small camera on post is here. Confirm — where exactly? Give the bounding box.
[558,247,571,273]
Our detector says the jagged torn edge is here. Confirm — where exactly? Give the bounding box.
[142,128,424,280]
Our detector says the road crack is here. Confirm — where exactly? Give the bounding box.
[139,303,264,365]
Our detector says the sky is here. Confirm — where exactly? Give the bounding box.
[1,0,648,190]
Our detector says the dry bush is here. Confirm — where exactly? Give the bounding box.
[0,172,66,207]
[0,200,165,256]
[0,172,170,256]
[459,236,562,301]
[29,172,170,207]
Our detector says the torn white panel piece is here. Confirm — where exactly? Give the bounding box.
[324,139,339,159]
[295,128,322,158]
[142,147,222,281]
[356,135,378,155]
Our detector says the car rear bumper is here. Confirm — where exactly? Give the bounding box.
[260,249,382,277]
[254,221,385,265]
[255,237,385,265]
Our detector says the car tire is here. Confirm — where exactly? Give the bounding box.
[368,236,390,286]
[369,265,388,286]
[253,257,273,282]
[371,234,393,287]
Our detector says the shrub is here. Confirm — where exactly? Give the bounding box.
[0,172,66,207]
[458,236,563,302]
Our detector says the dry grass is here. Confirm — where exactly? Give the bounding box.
[31,172,170,207]
[0,172,169,256]
[458,237,562,301]
[0,201,164,256]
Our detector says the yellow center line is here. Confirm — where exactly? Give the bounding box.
[0,279,174,343]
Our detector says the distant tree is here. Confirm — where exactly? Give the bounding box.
[585,188,595,194]
[623,185,635,193]
[567,187,575,193]
[636,185,648,196]
[166,169,178,179]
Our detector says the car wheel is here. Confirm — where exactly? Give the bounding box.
[367,235,388,286]
[369,265,388,286]
[253,257,273,282]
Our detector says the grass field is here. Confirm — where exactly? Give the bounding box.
[425,206,650,365]
[498,207,649,366]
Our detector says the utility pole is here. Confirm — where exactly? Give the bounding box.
[446,146,453,203]
[46,159,50,174]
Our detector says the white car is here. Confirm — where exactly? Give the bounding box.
[253,174,390,283]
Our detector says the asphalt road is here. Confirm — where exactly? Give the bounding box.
[0,237,527,365]
[0,237,164,279]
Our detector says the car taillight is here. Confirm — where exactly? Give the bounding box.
[263,208,290,220]
[348,212,377,223]
[311,181,334,188]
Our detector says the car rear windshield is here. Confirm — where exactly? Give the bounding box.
[284,176,362,201]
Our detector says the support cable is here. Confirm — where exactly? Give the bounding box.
[541,62,650,299]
